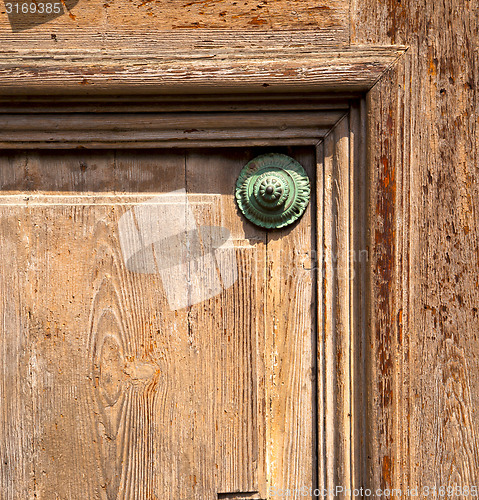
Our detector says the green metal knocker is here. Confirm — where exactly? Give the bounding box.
[235,153,311,229]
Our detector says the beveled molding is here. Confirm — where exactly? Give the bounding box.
[0,31,406,499]
[0,109,347,148]
[0,30,405,95]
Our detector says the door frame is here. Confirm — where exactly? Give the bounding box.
[0,31,407,499]
[0,31,403,96]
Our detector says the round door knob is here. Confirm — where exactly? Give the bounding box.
[235,153,311,229]
[255,173,289,210]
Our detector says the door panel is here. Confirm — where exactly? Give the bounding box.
[0,147,316,499]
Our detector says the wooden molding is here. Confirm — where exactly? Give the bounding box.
[315,102,369,493]
[0,31,405,95]
[0,94,352,113]
[0,110,347,148]
[0,101,369,496]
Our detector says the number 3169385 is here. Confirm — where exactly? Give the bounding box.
[5,3,62,14]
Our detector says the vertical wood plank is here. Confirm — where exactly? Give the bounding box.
[353,0,479,494]
[315,140,326,495]
[186,149,267,498]
[322,117,353,499]
[333,117,352,497]
[364,63,402,497]
[349,100,369,494]
[322,129,336,496]
[0,206,34,500]
[266,147,316,499]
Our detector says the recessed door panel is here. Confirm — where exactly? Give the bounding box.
[0,147,316,500]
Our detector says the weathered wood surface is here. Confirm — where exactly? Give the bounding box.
[184,149,267,497]
[265,148,316,499]
[0,0,348,35]
[351,0,479,497]
[0,0,476,494]
[0,94,351,114]
[315,104,368,500]
[0,147,317,499]
[0,32,404,94]
[0,111,345,148]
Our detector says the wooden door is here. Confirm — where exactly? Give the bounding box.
[0,146,316,500]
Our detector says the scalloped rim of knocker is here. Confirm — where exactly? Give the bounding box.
[235,153,311,229]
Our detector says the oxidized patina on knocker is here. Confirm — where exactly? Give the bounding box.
[235,153,311,229]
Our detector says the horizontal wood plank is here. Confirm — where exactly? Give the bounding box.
[0,111,345,131]
[0,95,351,114]
[0,32,405,95]
[0,0,349,35]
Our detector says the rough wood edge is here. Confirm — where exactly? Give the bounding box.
[0,32,406,95]
[364,49,409,498]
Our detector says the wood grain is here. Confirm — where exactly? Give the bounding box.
[322,116,352,498]
[0,111,345,148]
[265,147,316,499]
[0,94,351,114]
[352,0,479,496]
[0,0,349,35]
[0,208,35,500]
[185,149,267,497]
[363,61,403,497]
[0,33,404,95]
[349,99,368,494]
[434,340,479,492]
[88,203,165,499]
[0,147,319,499]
